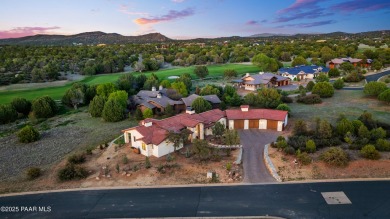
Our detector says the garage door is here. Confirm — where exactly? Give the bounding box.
[267,120,278,130]
[249,120,259,129]
[234,120,245,129]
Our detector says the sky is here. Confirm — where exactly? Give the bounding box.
[0,0,389,39]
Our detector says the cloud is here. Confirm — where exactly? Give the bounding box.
[331,0,390,12]
[172,0,185,3]
[119,4,149,16]
[277,20,335,28]
[261,19,268,23]
[0,26,61,39]
[134,8,195,25]
[278,0,326,14]
[274,9,333,23]
[246,20,258,25]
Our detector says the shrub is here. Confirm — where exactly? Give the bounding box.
[11,97,32,116]
[102,98,125,122]
[293,120,308,136]
[58,163,88,181]
[283,146,295,155]
[336,118,355,137]
[306,81,315,91]
[305,140,316,153]
[26,167,41,180]
[333,78,344,89]
[363,82,387,97]
[276,136,286,142]
[142,108,153,119]
[191,97,212,113]
[315,73,329,83]
[194,66,209,79]
[145,157,152,169]
[320,147,349,167]
[89,95,106,117]
[376,139,390,152]
[297,94,322,104]
[276,140,288,150]
[0,104,18,124]
[370,127,386,141]
[328,68,340,77]
[17,125,40,143]
[68,153,86,164]
[226,162,232,171]
[32,96,58,118]
[297,152,311,165]
[378,89,390,104]
[360,144,380,160]
[122,155,129,164]
[312,82,334,98]
[344,72,364,82]
[135,108,144,121]
[313,137,342,148]
[288,135,310,150]
[281,96,293,103]
[276,103,291,113]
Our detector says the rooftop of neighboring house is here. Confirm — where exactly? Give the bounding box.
[232,72,289,84]
[225,105,287,121]
[329,57,373,64]
[278,65,330,75]
[122,109,226,145]
[181,94,221,107]
[133,87,184,109]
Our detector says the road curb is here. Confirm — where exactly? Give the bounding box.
[263,144,282,182]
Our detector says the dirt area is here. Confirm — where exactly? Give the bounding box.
[0,141,243,194]
[268,146,390,181]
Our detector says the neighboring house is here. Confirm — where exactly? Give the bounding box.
[181,94,221,109]
[132,86,185,114]
[232,72,290,91]
[122,109,226,158]
[327,57,373,69]
[122,106,288,157]
[226,105,288,131]
[278,65,330,81]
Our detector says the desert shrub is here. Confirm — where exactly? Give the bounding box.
[333,78,344,89]
[288,135,310,151]
[277,140,288,150]
[363,81,387,97]
[313,137,342,148]
[0,104,18,124]
[320,147,349,167]
[68,153,86,164]
[376,139,390,152]
[122,155,129,164]
[276,136,286,142]
[32,96,58,118]
[17,125,40,143]
[292,120,309,136]
[283,146,295,155]
[370,127,386,141]
[57,163,88,181]
[312,82,334,98]
[26,167,41,180]
[360,144,380,160]
[305,140,316,153]
[306,81,315,91]
[226,162,232,171]
[297,152,311,165]
[281,96,293,103]
[11,97,32,116]
[297,94,322,104]
[145,157,151,169]
[344,72,364,82]
[276,103,291,113]
[336,118,355,137]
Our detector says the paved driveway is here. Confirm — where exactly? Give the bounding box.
[237,129,279,183]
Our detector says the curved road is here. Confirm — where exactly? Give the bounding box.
[0,181,389,218]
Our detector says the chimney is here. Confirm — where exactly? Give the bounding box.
[259,72,264,75]
[157,93,162,98]
[186,107,195,115]
[144,121,152,127]
[159,85,163,91]
[152,86,156,91]
[240,105,249,112]
[245,73,250,77]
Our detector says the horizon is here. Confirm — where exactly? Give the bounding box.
[1,0,390,39]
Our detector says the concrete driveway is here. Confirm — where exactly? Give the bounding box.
[237,129,279,183]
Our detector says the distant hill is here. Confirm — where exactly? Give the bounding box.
[0,31,171,45]
[248,33,292,37]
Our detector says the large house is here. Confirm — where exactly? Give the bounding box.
[122,106,288,157]
[278,65,330,81]
[327,57,373,69]
[232,72,290,91]
[132,87,221,114]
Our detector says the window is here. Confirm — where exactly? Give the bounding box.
[133,136,136,142]
[142,143,146,151]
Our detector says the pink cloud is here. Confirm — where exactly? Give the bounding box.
[246,20,258,25]
[134,8,195,25]
[118,4,148,16]
[331,0,390,12]
[278,0,325,14]
[0,26,61,39]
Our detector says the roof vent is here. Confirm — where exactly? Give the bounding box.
[186,107,195,115]
[144,121,153,127]
[240,105,249,112]
[159,85,163,91]
[245,73,250,77]
[152,86,156,91]
[157,93,162,99]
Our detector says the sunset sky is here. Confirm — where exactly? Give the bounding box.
[0,0,389,39]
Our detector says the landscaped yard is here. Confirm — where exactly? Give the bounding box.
[0,64,260,105]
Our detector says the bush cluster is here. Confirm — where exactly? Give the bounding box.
[17,125,40,143]
[26,167,41,180]
[297,94,322,104]
[57,163,88,181]
[68,153,86,164]
[360,145,380,160]
[320,147,349,167]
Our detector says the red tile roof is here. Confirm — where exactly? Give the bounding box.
[225,108,287,121]
[135,125,168,145]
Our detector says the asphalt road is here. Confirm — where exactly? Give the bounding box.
[238,129,279,183]
[0,181,389,218]
[365,70,390,82]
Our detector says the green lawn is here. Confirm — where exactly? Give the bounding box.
[0,64,260,105]
[289,90,390,125]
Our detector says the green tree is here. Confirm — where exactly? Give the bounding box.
[11,97,31,116]
[370,127,386,141]
[257,88,282,108]
[17,125,40,143]
[62,88,85,109]
[252,53,279,72]
[293,120,308,136]
[176,73,192,91]
[102,99,125,122]
[108,91,128,109]
[191,97,212,113]
[328,68,340,77]
[165,104,175,117]
[358,125,370,139]
[317,119,333,139]
[200,85,220,96]
[358,111,377,129]
[0,104,18,124]
[276,103,291,113]
[143,108,153,119]
[89,95,106,117]
[371,60,382,70]
[320,147,349,167]
[160,80,171,88]
[336,118,355,137]
[378,89,390,104]
[194,66,209,79]
[117,74,135,94]
[212,122,226,141]
[143,76,159,90]
[305,140,316,153]
[340,62,354,73]
[244,93,258,106]
[363,82,387,97]
[376,139,390,151]
[291,56,308,66]
[171,81,188,97]
[312,82,334,98]
[306,81,315,91]
[223,69,238,80]
[333,78,344,89]
[315,73,329,83]
[166,129,190,152]
[96,83,117,98]
[192,139,211,160]
[135,108,144,121]
[32,96,58,118]
[360,144,380,160]
[223,129,240,145]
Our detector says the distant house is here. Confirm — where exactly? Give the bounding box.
[278,65,329,81]
[181,94,221,109]
[232,72,290,91]
[132,86,185,114]
[327,57,373,69]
